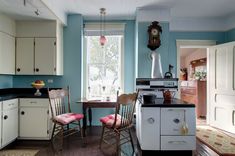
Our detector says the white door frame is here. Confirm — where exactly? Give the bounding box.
[176,40,216,123]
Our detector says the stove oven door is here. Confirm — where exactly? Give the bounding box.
[161,107,196,136]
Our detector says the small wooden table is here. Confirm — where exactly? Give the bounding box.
[77,99,116,136]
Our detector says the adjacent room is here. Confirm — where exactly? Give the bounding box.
[0,0,235,156]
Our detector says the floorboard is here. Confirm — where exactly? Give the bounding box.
[0,126,221,156]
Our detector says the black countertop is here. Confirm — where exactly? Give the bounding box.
[0,88,59,101]
[141,98,195,107]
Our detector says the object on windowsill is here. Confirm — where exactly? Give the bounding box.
[31,80,45,96]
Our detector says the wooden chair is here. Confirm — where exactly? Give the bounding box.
[99,92,138,155]
[48,86,84,145]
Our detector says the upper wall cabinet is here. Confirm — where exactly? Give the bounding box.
[0,14,16,75]
[0,32,15,74]
[15,20,63,75]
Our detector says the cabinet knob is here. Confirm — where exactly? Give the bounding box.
[173,118,180,124]
[35,68,39,72]
[147,117,155,124]
[4,115,8,120]
[21,111,25,115]
[17,68,21,72]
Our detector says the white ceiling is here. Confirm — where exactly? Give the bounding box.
[1,0,235,23]
[180,48,207,58]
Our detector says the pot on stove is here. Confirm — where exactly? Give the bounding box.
[143,94,156,104]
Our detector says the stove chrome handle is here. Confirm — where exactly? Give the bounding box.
[168,141,187,145]
[147,117,155,124]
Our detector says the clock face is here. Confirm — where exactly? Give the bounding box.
[151,28,158,36]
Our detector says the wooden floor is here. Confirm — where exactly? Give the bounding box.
[1,126,220,156]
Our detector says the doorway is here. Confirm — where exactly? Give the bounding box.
[176,40,216,125]
[179,48,207,124]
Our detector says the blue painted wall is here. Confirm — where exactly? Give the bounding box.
[137,22,226,78]
[225,28,235,42]
[0,75,12,89]
[137,22,169,78]
[124,20,135,93]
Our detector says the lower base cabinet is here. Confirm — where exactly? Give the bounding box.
[19,98,52,140]
[0,99,18,149]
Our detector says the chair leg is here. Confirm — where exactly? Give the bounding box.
[58,125,64,150]
[129,129,135,153]
[99,125,105,149]
[78,120,86,146]
[116,132,120,156]
[51,123,56,140]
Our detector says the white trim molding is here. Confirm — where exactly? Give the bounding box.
[176,40,216,79]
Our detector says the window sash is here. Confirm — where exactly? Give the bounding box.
[83,35,124,99]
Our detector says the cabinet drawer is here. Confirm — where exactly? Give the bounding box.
[20,98,49,107]
[181,88,196,95]
[161,136,196,150]
[181,94,196,104]
[3,99,18,110]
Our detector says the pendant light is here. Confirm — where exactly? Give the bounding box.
[99,8,106,46]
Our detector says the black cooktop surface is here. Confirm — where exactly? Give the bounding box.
[141,98,195,107]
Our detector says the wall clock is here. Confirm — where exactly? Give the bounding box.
[147,21,162,51]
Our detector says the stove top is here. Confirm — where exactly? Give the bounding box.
[141,98,195,107]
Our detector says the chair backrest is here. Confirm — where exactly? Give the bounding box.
[113,92,138,129]
[48,86,71,118]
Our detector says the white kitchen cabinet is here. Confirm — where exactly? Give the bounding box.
[15,20,63,75]
[0,99,18,149]
[16,37,56,75]
[19,98,52,140]
[35,38,56,75]
[16,38,34,74]
[0,32,15,74]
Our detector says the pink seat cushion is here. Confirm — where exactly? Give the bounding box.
[100,114,122,128]
[54,113,84,125]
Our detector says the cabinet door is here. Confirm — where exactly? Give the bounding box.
[161,108,196,136]
[16,38,34,74]
[34,38,56,75]
[19,107,49,138]
[2,108,18,147]
[140,107,160,150]
[0,32,15,74]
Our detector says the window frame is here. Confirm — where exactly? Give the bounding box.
[82,35,124,99]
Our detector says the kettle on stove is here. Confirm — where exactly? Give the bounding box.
[162,90,175,101]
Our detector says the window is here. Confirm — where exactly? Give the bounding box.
[83,23,125,100]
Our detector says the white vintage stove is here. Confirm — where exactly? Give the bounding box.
[135,78,196,155]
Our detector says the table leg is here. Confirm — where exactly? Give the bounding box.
[88,107,92,126]
[83,106,87,137]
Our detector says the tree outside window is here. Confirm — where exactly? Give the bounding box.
[86,35,122,100]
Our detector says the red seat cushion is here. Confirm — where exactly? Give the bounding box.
[54,113,84,125]
[100,114,122,128]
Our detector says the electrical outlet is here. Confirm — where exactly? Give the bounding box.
[47,79,53,83]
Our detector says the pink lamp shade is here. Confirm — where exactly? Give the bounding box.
[100,35,106,46]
